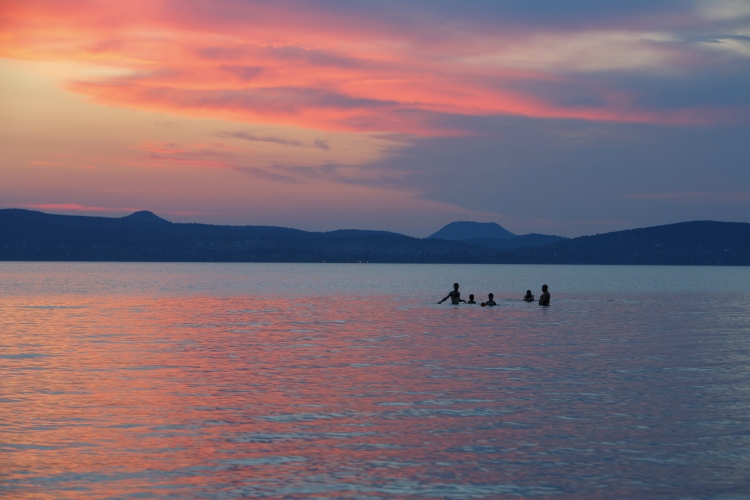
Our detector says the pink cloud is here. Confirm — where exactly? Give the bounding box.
[1,0,744,135]
[18,203,140,212]
[131,141,238,169]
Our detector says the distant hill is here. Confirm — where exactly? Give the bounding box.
[500,221,750,265]
[429,221,567,250]
[0,209,500,263]
[429,221,516,240]
[1,209,748,265]
[122,210,171,223]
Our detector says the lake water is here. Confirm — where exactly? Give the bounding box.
[2,263,750,498]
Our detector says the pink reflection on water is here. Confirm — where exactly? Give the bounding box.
[2,292,750,498]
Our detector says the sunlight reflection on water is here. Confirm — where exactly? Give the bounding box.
[1,263,750,498]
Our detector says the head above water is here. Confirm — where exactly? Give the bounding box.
[469,294,474,300]
[488,293,494,299]
[542,284,548,291]
[453,283,459,290]
[526,290,531,294]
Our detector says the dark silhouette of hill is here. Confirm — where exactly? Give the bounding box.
[503,221,750,265]
[0,209,500,263]
[122,210,171,223]
[429,221,566,250]
[461,234,568,250]
[429,221,516,240]
[1,209,748,265]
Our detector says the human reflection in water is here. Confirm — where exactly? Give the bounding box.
[439,283,466,305]
[485,293,497,306]
[467,294,477,304]
[539,284,550,306]
[524,290,535,302]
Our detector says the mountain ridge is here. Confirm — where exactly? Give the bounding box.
[428,221,516,240]
[122,210,171,223]
[1,209,749,265]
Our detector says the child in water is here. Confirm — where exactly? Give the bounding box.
[439,283,466,305]
[539,284,550,306]
[467,294,477,304]
[524,290,535,302]
[485,293,497,306]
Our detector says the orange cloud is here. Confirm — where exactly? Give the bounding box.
[0,0,742,136]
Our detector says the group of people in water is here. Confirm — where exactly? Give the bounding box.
[439,283,550,307]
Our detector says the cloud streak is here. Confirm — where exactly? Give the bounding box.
[626,191,750,203]
[217,131,304,147]
[16,203,140,213]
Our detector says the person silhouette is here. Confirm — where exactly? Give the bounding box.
[524,290,535,302]
[539,284,550,306]
[439,283,466,305]
[467,294,477,304]
[485,293,497,306]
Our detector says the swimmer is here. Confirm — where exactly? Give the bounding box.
[439,283,466,305]
[467,294,477,304]
[485,293,497,306]
[524,290,535,302]
[538,284,550,306]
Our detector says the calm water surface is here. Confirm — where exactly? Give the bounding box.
[1,263,750,498]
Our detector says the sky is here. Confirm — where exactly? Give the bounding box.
[1,0,749,237]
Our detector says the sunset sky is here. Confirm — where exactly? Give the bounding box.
[1,0,749,236]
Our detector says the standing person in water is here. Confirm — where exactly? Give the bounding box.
[539,284,550,306]
[439,283,466,304]
[485,293,497,306]
[467,294,477,304]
